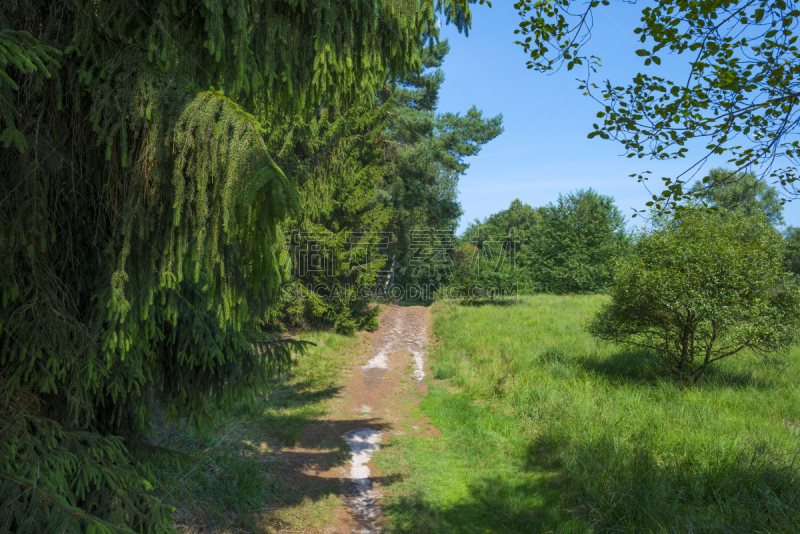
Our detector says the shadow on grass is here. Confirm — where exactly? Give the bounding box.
[259,380,342,408]
[381,476,568,534]
[381,430,800,534]
[575,348,663,387]
[522,431,800,533]
[577,348,776,390]
[457,297,524,308]
[160,411,401,532]
[156,362,406,532]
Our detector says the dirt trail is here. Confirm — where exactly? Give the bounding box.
[276,304,434,533]
[339,304,433,533]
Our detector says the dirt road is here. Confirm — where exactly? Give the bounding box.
[274,304,435,533]
[340,304,432,532]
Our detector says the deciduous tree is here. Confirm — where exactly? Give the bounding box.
[534,189,628,294]
[784,226,800,275]
[462,199,542,290]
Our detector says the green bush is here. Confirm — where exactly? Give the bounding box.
[444,242,516,303]
[589,208,800,383]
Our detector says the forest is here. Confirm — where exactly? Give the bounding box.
[3,0,800,532]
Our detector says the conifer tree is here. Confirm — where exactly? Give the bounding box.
[379,38,504,292]
[0,1,477,531]
[271,99,390,334]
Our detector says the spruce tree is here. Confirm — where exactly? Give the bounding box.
[271,99,390,334]
[0,1,476,531]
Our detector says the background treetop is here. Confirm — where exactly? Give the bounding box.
[689,168,785,226]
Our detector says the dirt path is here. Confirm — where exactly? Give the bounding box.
[339,304,434,532]
[274,304,434,533]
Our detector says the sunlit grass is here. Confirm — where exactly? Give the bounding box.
[378,295,800,533]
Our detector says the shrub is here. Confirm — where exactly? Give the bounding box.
[445,242,516,303]
[589,209,800,383]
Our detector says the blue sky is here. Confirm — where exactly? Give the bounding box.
[437,2,800,233]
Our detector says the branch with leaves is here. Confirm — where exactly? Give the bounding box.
[514,0,800,214]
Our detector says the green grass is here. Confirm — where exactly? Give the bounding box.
[377,295,800,533]
[152,331,365,533]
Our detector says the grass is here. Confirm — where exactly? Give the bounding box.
[152,330,367,533]
[376,294,800,533]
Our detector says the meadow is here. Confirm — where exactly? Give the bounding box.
[376,295,800,533]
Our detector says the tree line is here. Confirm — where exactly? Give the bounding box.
[455,170,800,299]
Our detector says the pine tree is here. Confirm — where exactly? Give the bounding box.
[0,1,475,531]
[378,38,503,292]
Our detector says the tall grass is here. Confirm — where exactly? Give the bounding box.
[378,295,800,533]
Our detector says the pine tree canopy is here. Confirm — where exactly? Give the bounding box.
[689,168,785,227]
[0,1,480,531]
[379,38,504,290]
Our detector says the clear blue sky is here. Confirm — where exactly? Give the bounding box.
[437,2,800,233]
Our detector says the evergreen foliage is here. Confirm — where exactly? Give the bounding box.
[379,38,504,291]
[0,1,477,530]
[271,100,389,334]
